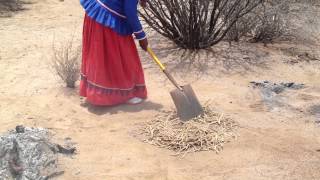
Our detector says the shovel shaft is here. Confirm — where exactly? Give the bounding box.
[163,69,183,91]
[147,48,183,91]
[147,48,165,70]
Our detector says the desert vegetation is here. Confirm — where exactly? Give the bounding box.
[140,0,264,49]
[1,0,320,179]
[51,38,81,88]
[0,0,27,17]
[141,0,319,49]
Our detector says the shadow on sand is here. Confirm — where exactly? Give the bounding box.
[141,34,271,83]
[82,100,163,116]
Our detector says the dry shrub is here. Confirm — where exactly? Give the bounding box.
[140,0,263,49]
[225,0,287,44]
[51,39,81,88]
[249,15,284,44]
[281,47,320,64]
[136,105,237,155]
[0,0,23,11]
[225,11,259,43]
[249,1,287,44]
[0,0,27,17]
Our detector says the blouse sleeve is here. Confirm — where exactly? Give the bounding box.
[123,0,146,40]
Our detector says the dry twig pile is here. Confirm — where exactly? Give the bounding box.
[138,106,237,155]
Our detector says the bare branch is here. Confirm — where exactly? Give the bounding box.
[140,0,263,49]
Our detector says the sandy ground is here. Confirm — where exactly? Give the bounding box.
[1,0,320,179]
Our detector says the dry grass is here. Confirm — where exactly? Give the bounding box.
[137,105,237,156]
[51,38,81,88]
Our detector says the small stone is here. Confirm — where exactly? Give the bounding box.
[73,169,81,175]
[15,125,25,133]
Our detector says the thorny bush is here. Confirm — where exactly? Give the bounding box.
[140,0,263,49]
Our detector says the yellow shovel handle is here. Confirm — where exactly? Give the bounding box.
[147,47,182,91]
[147,48,166,71]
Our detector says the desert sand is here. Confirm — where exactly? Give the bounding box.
[1,0,320,179]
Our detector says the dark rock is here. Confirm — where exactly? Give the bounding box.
[282,82,294,88]
[56,144,76,155]
[271,86,285,94]
[15,125,25,133]
[251,81,305,93]
[250,81,305,111]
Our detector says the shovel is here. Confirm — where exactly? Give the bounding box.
[147,48,204,121]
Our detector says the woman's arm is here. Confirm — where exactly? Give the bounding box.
[124,0,146,40]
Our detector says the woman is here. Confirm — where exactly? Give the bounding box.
[79,0,148,105]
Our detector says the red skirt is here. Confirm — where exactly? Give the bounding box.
[80,15,147,105]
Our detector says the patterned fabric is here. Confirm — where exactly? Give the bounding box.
[80,0,146,39]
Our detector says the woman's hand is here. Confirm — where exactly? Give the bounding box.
[139,38,148,51]
[140,0,147,8]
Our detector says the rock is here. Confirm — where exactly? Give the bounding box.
[56,144,76,155]
[15,125,25,133]
[250,81,305,110]
[271,86,285,94]
[0,126,74,179]
[251,81,305,93]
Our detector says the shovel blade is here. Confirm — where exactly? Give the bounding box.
[170,85,203,121]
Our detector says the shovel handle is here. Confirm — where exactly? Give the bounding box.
[147,48,182,91]
[147,48,165,70]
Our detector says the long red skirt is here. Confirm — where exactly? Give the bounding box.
[80,15,147,105]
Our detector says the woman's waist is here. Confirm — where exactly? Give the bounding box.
[87,0,126,18]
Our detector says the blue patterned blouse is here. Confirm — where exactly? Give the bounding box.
[80,0,146,40]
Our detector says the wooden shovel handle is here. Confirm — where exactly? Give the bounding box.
[163,69,183,91]
[147,48,182,91]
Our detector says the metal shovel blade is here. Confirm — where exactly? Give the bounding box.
[170,84,204,121]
